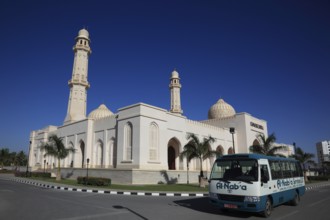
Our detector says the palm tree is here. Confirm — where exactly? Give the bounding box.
[180,133,216,180]
[249,133,287,157]
[41,135,75,181]
[291,147,315,182]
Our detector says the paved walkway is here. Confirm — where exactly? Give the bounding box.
[1,174,330,197]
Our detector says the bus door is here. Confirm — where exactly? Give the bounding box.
[259,161,272,198]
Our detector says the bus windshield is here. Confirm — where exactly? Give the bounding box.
[210,159,258,183]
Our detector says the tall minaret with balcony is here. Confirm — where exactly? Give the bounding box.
[169,69,183,115]
[64,29,91,124]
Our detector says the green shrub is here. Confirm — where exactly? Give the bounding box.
[77,176,111,186]
[0,169,14,174]
[15,171,51,178]
[307,176,329,181]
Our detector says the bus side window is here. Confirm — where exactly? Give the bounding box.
[260,165,270,182]
[269,161,276,179]
[291,162,298,177]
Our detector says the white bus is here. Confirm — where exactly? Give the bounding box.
[209,154,305,217]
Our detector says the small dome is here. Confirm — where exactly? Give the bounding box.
[78,28,89,39]
[171,69,179,79]
[88,104,113,120]
[208,99,236,119]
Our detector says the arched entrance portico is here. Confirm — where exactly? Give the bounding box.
[167,138,181,170]
[168,147,176,170]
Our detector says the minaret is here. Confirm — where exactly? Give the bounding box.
[64,29,91,124]
[169,69,183,115]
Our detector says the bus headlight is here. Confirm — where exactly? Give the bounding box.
[244,196,260,202]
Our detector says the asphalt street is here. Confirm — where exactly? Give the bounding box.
[1,177,330,220]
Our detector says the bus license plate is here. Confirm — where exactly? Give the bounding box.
[224,204,237,209]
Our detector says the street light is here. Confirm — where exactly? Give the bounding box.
[46,162,48,172]
[230,127,235,154]
[44,159,46,173]
[86,158,90,185]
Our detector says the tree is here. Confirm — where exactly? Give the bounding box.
[0,148,10,168]
[249,133,287,157]
[41,135,75,181]
[291,147,315,182]
[180,133,216,181]
[15,151,27,171]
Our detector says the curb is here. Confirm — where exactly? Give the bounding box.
[3,177,330,197]
[6,178,208,197]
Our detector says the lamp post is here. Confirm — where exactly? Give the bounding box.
[86,158,90,185]
[230,127,235,154]
[46,162,48,172]
[43,159,46,173]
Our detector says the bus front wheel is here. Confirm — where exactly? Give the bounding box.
[261,198,272,218]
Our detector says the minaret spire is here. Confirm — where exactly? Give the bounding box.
[169,69,183,115]
[64,29,92,124]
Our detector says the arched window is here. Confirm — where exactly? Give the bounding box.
[124,122,133,160]
[67,142,74,167]
[96,140,103,167]
[216,145,224,156]
[149,122,159,161]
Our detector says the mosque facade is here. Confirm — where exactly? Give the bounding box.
[29,29,271,184]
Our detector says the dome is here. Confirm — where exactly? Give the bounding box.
[208,99,236,119]
[78,28,89,39]
[88,104,113,120]
[171,69,179,79]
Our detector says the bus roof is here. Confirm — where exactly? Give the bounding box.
[218,153,297,162]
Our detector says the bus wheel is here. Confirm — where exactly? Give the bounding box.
[261,198,272,218]
[291,192,300,206]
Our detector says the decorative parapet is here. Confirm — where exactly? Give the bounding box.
[185,119,225,132]
[91,113,118,121]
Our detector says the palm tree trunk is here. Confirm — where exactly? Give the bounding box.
[56,158,61,181]
[199,157,204,177]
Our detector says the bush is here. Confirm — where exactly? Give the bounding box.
[307,176,329,181]
[77,176,111,186]
[14,171,51,178]
[0,169,14,174]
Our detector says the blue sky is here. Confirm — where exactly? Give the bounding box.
[0,0,329,156]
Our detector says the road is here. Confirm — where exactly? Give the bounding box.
[1,178,330,220]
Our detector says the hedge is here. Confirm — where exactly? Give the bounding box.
[14,171,51,178]
[77,176,111,186]
[307,176,329,181]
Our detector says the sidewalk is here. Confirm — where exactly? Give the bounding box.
[1,173,330,197]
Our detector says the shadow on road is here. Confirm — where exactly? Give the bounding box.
[113,205,148,220]
[173,197,261,218]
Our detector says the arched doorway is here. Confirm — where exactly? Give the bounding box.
[80,141,85,168]
[167,137,181,170]
[168,146,176,170]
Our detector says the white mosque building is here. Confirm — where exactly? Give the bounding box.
[29,29,271,184]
